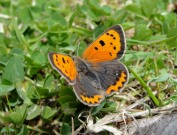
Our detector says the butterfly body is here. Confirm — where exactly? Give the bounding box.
[48,25,129,106]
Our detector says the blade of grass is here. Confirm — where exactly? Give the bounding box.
[27,125,49,134]
[127,35,177,45]
[128,66,160,106]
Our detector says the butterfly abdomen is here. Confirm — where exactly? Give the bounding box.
[75,58,101,89]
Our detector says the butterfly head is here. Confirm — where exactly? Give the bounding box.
[73,57,89,74]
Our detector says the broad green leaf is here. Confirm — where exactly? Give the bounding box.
[87,0,111,16]
[148,74,170,83]
[10,48,24,56]
[16,6,33,25]
[126,3,143,17]
[166,28,177,48]
[125,51,153,61]
[35,85,58,98]
[0,84,14,96]
[43,75,55,89]
[140,0,157,17]
[41,106,57,120]
[93,25,106,39]
[59,86,75,97]
[26,105,42,120]
[30,51,46,66]
[2,56,25,83]
[133,24,152,41]
[60,123,71,135]
[76,41,87,56]
[3,104,27,125]
[18,125,28,135]
[16,81,33,105]
[61,103,77,115]
[58,96,76,105]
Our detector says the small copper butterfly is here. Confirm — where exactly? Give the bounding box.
[48,25,129,106]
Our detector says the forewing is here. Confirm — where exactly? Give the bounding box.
[48,52,77,84]
[82,25,126,63]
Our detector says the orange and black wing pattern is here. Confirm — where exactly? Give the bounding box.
[90,60,129,96]
[48,53,77,84]
[73,72,105,106]
[82,25,126,63]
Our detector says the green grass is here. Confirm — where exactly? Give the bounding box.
[0,0,177,134]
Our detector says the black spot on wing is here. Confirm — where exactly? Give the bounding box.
[65,70,68,73]
[118,86,122,89]
[99,40,105,46]
[108,32,116,40]
[95,47,98,50]
[110,25,126,59]
[62,57,65,63]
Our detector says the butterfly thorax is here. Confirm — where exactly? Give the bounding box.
[74,57,101,89]
[74,57,89,74]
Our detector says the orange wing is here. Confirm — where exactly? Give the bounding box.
[82,25,126,63]
[48,53,77,84]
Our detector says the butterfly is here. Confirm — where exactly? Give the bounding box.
[48,25,129,106]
